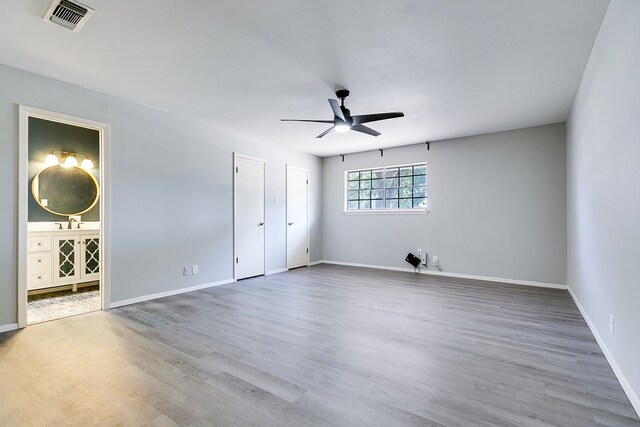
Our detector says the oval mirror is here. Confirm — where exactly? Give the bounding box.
[32,165,99,216]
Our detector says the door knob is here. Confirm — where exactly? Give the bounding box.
[288,222,294,226]
[258,222,265,226]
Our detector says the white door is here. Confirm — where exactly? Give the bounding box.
[286,166,309,269]
[234,154,265,279]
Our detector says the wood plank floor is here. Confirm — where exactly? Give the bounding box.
[1,264,638,426]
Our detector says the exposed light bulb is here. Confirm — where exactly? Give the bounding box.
[334,124,350,133]
[81,158,94,170]
[63,155,78,168]
[44,153,59,167]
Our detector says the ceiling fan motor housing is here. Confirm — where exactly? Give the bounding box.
[335,89,350,100]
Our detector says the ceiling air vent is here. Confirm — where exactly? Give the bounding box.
[43,0,95,32]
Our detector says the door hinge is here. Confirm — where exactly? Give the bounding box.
[235,167,238,173]
[306,248,309,253]
[306,179,309,184]
[236,257,239,263]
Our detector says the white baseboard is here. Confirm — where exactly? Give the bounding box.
[568,287,640,417]
[308,260,324,266]
[266,268,288,275]
[320,260,567,290]
[110,279,234,309]
[0,323,18,334]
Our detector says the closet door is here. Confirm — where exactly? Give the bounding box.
[234,154,266,280]
[286,165,309,269]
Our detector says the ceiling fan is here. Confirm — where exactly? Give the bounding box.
[281,89,404,138]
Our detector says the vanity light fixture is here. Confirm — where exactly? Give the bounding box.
[44,150,95,171]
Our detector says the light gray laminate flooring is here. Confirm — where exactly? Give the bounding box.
[1,264,638,426]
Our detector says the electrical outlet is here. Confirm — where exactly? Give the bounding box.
[610,314,615,335]
[433,255,439,263]
[417,248,422,257]
[183,267,190,276]
[192,264,199,275]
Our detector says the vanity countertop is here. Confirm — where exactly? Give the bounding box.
[28,221,100,232]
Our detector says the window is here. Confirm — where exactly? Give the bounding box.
[345,163,427,212]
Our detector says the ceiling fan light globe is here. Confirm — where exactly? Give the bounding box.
[334,124,350,133]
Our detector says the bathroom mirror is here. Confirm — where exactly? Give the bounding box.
[32,165,99,216]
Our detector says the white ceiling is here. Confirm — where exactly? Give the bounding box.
[0,0,608,156]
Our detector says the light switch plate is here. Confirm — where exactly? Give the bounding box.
[192,264,199,275]
[183,267,190,276]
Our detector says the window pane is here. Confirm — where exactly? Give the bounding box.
[413,198,427,209]
[386,199,398,209]
[348,172,359,181]
[371,189,383,199]
[348,190,359,200]
[372,200,384,209]
[400,167,412,176]
[399,187,411,198]
[399,198,412,209]
[359,200,370,209]
[359,190,371,199]
[413,165,426,175]
[360,171,372,180]
[371,179,383,189]
[385,178,398,188]
[385,168,398,178]
[372,169,384,179]
[386,188,398,199]
[347,201,358,210]
[360,180,371,190]
[413,175,426,186]
[400,176,412,187]
[413,186,426,197]
[348,181,359,190]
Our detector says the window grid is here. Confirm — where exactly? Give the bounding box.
[346,163,427,211]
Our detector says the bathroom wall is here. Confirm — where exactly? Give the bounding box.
[28,116,100,222]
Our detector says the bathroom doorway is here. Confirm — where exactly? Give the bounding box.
[18,106,110,327]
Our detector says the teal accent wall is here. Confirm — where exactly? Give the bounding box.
[28,117,100,222]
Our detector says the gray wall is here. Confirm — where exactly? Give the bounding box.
[322,124,567,285]
[28,116,100,222]
[567,0,640,407]
[0,63,322,326]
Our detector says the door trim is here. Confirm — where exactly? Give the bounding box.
[18,105,111,328]
[233,153,266,280]
[286,165,310,269]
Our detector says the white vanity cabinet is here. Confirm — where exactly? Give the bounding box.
[28,229,100,291]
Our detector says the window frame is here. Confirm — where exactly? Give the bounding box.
[343,162,428,214]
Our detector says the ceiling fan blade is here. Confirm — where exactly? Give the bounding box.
[352,112,404,125]
[328,99,346,122]
[316,127,334,138]
[351,124,381,137]
[280,119,333,123]
[281,119,334,123]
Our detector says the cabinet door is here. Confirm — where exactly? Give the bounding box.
[53,235,80,284]
[80,234,100,281]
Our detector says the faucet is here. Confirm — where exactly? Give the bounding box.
[54,222,63,230]
[67,218,77,229]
